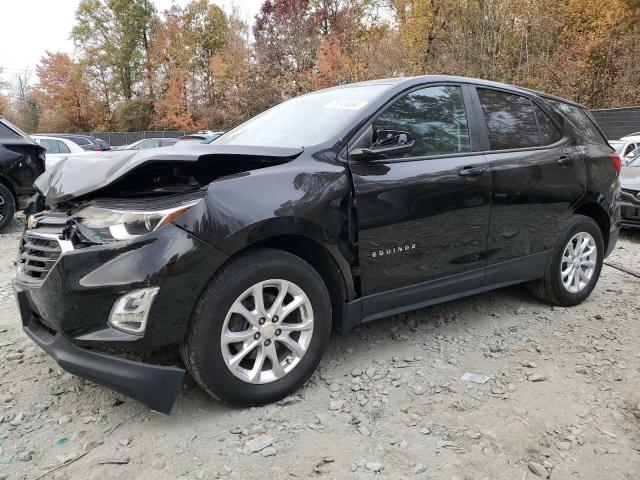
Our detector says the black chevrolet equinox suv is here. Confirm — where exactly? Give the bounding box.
[14,76,620,413]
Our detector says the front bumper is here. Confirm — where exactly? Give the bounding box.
[14,223,229,412]
[620,202,640,229]
[18,297,184,414]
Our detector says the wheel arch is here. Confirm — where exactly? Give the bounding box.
[230,233,356,333]
[574,201,610,250]
[0,173,18,207]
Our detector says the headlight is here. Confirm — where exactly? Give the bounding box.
[73,201,198,244]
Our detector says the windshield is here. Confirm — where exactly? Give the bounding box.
[1,118,31,139]
[175,137,205,145]
[628,154,640,166]
[215,85,389,148]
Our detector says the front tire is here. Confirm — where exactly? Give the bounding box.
[0,184,16,232]
[530,215,604,306]
[181,248,332,406]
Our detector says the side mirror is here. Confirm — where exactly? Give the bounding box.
[350,129,415,161]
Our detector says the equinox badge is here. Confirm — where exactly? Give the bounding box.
[371,243,416,258]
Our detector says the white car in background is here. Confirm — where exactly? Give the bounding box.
[32,135,87,169]
[611,133,640,165]
[113,138,178,150]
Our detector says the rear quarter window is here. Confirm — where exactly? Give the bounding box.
[548,100,608,145]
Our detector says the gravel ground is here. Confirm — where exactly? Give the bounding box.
[0,213,639,480]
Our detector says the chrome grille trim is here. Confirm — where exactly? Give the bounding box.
[16,215,73,285]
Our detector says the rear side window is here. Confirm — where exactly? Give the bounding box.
[549,101,607,145]
[71,136,90,145]
[477,89,540,150]
[56,140,71,153]
[372,85,471,158]
[533,104,563,145]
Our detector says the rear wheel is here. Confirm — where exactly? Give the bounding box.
[530,215,604,306]
[0,184,16,232]
[181,248,332,406]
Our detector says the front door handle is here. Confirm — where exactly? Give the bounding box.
[459,166,486,177]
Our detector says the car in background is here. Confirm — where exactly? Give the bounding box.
[32,135,86,169]
[0,118,45,231]
[113,138,178,151]
[41,134,111,151]
[620,153,640,228]
[612,134,640,165]
[175,131,224,145]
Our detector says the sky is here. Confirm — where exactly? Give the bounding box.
[0,0,263,90]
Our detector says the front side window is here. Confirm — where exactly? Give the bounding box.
[623,142,637,158]
[370,85,470,158]
[478,89,540,150]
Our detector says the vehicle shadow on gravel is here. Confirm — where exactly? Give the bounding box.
[172,282,543,413]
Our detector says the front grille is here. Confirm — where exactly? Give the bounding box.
[18,232,62,281]
[16,212,71,284]
[620,188,640,204]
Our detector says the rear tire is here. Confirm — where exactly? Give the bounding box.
[529,215,604,306]
[0,184,16,232]
[181,248,332,406]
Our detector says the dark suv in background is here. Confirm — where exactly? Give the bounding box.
[14,76,620,413]
[0,118,45,231]
[41,134,111,151]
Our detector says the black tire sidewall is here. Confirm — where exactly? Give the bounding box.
[0,184,16,232]
[548,217,604,305]
[188,251,331,406]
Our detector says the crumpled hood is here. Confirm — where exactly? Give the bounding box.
[35,144,303,205]
[620,166,640,191]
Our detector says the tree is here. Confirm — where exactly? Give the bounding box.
[10,72,40,132]
[182,0,228,108]
[72,0,157,129]
[32,52,95,132]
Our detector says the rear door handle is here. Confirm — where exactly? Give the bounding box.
[459,166,486,177]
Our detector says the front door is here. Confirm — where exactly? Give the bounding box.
[349,84,492,314]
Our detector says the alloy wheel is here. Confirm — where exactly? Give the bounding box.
[560,231,597,294]
[220,279,314,384]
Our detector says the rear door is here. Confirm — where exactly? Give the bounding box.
[349,83,492,309]
[471,87,586,269]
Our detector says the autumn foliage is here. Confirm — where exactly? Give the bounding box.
[4,0,640,133]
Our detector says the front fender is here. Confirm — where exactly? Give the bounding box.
[174,157,354,279]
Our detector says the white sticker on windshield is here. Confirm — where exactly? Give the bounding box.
[323,98,369,110]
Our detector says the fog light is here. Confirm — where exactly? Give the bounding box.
[108,287,159,334]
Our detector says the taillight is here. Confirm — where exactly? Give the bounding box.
[609,152,622,175]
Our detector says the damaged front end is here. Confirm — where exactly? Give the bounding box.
[14,144,303,413]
